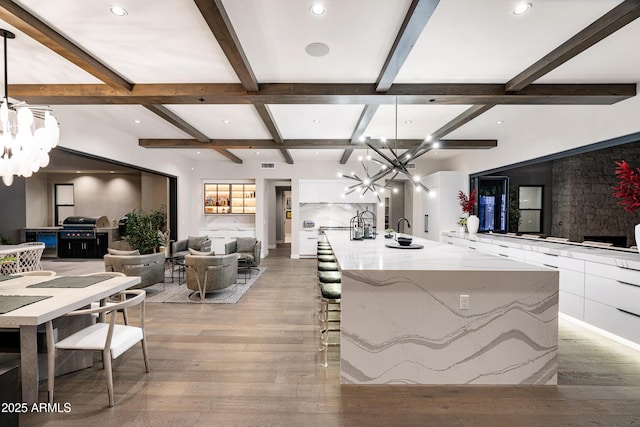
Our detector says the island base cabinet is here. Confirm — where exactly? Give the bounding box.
[584,298,640,344]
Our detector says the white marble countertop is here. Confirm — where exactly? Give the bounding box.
[324,230,549,272]
[442,231,640,270]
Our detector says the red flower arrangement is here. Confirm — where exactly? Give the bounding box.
[458,189,477,214]
[612,160,640,214]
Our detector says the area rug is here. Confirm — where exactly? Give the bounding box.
[144,267,266,304]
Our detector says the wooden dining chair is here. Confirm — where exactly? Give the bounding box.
[45,289,150,407]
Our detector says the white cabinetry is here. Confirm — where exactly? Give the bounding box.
[584,262,640,343]
[299,179,378,203]
[299,229,319,257]
[419,172,467,242]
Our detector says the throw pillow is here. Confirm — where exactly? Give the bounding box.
[187,235,208,251]
[107,248,141,256]
[188,248,214,256]
[236,237,256,253]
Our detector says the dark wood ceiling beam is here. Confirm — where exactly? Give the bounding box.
[139,138,497,150]
[341,105,381,164]
[254,103,293,164]
[0,0,132,91]
[10,83,634,105]
[506,0,640,92]
[142,104,242,163]
[431,104,496,141]
[194,0,259,92]
[376,0,440,91]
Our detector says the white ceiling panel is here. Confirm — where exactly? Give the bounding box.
[287,149,346,163]
[396,0,624,83]
[268,105,365,139]
[53,105,192,139]
[15,0,240,83]
[0,22,100,84]
[222,0,412,83]
[364,104,472,140]
[166,105,272,139]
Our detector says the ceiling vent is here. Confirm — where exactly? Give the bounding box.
[260,162,276,169]
[406,163,416,169]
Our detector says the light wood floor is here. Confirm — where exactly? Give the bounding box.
[21,245,640,426]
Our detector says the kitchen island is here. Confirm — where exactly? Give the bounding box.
[323,230,559,385]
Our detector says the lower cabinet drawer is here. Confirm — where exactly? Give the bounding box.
[524,251,584,272]
[559,269,585,297]
[584,298,640,344]
[559,290,584,320]
[585,261,640,286]
[585,274,640,316]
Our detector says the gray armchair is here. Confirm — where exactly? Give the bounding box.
[104,252,165,288]
[171,236,212,258]
[225,237,261,268]
[185,253,238,300]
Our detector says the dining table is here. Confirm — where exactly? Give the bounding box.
[0,273,141,404]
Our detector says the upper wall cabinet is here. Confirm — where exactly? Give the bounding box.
[204,183,256,215]
[299,179,379,203]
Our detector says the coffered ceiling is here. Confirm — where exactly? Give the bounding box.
[0,0,638,166]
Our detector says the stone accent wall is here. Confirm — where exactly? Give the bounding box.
[551,144,640,246]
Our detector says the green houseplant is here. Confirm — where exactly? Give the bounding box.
[125,207,167,254]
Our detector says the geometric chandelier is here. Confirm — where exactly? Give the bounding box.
[339,99,436,204]
[0,29,59,186]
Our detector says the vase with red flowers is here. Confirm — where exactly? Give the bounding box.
[458,189,478,234]
[612,160,640,253]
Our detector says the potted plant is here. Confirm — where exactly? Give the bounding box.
[384,228,394,239]
[125,206,167,255]
[612,160,640,252]
[457,217,467,235]
[458,189,478,234]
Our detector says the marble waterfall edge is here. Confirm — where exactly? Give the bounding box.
[340,269,559,385]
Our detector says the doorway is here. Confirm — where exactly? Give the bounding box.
[275,185,292,244]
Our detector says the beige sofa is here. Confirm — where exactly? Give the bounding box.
[184,253,238,300]
[104,252,165,288]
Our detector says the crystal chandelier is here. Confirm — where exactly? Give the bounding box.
[0,29,59,186]
[338,99,434,204]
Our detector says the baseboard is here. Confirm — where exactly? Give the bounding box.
[290,254,300,259]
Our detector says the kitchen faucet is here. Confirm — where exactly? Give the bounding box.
[397,217,411,234]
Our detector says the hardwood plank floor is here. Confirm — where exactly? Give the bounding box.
[19,245,640,426]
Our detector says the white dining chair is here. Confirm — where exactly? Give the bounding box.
[87,272,129,324]
[45,289,150,407]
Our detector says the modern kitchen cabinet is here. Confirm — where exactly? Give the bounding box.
[299,229,319,257]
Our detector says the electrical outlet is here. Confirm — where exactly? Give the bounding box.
[460,295,469,310]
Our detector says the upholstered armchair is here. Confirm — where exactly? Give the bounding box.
[184,253,238,300]
[172,236,213,258]
[104,251,165,288]
[224,237,261,268]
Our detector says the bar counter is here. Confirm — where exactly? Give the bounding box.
[323,230,559,385]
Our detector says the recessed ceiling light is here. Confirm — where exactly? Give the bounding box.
[109,170,115,174]
[134,119,141,124]
[109,5,128,16]
[513,2,532,15]
[196,151,201,154]
[432,141,441,149]
[256,151,260,155]
[310,4,326,16]
[76,171,81,174]
[222,119,230,124]
[312,119,321,124]
[404,120,412,125]
[305,42,330,57]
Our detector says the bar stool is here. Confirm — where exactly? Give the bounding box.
[317,262,339,272]
[319,282,341,367]
[317,249,333,256]
[317,254,336,263]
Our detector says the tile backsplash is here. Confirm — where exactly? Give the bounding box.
[300,203,376,228]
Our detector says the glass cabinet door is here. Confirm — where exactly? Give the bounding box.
[204,183,256,214]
